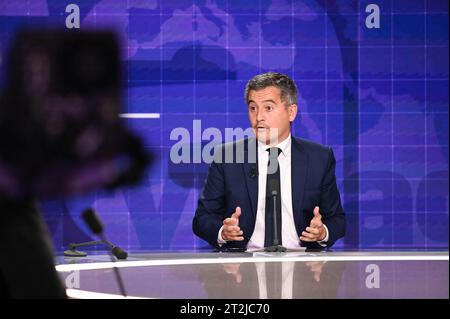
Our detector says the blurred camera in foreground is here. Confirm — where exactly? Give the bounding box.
[0,29,151,199]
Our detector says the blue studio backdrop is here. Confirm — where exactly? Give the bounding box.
[0,0,448,251]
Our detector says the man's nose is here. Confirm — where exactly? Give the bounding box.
[256,109,264,122]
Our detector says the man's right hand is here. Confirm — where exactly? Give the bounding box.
[221,207,244,241]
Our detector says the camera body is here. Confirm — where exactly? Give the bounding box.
[0,30,149,199]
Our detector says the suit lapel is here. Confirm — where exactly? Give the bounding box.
[291,137,308,234]
[242,138,258,219]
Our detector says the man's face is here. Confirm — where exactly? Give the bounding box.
[247,86,297,145]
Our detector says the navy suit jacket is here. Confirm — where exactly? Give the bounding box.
[192,136,345,249]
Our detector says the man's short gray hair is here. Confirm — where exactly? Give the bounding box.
[244,72,298,106]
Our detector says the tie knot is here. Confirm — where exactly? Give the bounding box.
[267,147,282,157]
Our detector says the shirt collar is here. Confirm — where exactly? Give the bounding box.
[257,134,291,157]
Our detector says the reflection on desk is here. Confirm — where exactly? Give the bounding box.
[196,260,344,299]
[56,251,449,299]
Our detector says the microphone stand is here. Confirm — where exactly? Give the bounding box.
[264,189,287,252]
[64,240,128,259]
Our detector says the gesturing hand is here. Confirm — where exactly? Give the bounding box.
[221,206,244,241]
[300,206,327,242]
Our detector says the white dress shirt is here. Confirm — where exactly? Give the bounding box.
[218,134,328,248]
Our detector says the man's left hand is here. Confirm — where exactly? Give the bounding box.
[300,206,327,242]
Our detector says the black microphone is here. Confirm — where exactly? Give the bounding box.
[249,167,257,178]
[82,208,127,297]
[82,208,104,235]
[265,180,286,252]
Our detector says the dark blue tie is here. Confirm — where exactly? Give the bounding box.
[264,147,282,247]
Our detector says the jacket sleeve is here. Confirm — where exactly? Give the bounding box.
[302,147,346,249]
[192,158,227,248]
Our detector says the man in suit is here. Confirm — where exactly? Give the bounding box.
[192,72,345,250]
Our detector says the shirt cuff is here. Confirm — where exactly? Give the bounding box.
[317,224,329,247]
[217,225,227,245]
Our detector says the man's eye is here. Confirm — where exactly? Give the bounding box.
[265,105,273,111]
[249,106,256,112]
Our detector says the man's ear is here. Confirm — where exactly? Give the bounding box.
[288,104,298,122]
